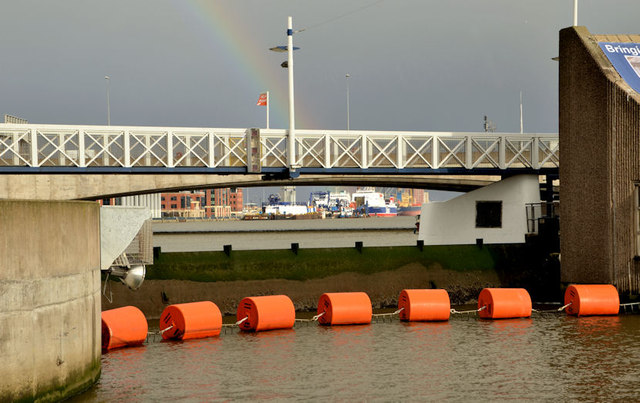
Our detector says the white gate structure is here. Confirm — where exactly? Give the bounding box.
[0,124,558,176]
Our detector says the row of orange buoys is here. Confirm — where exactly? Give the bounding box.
[101,284,622,351]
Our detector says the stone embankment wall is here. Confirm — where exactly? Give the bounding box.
[0,200,101,402]
[103,242,560,318]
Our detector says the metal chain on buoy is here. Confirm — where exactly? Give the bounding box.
[102,272,113,304]
[450,305,486,315]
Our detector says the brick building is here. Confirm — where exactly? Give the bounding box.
[161,191,206,218]
[160,188,244,218]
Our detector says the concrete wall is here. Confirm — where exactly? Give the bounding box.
[0,200,101,401]
[559,27,640,293]
[419,175,540,245]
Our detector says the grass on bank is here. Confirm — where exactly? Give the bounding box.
[147,245,499,283]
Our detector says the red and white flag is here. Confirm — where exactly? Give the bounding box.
[256,93,268,106]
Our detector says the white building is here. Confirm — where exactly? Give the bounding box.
[419,175,540,245]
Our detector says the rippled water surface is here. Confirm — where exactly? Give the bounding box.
[74,314,640,401]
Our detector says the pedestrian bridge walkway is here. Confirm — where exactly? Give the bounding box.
[0,124,558,176]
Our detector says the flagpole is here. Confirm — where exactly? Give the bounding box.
[266,91,270,129]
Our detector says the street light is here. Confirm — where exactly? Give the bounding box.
[345,73,350,130]
[105,76,111,126]
[270,16,299,171]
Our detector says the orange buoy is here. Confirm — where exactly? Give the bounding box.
[564,284,620,316]
[477,288,532,319]
[101,306,148,351]
[236,295,295,332]
[317,292,372,325]
[398,289,450,322]
[159,301,222,340]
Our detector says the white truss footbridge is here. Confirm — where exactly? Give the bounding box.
[0,124,558,177]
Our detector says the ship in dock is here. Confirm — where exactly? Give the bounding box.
[352,188,398,217]
[396,189,428,216]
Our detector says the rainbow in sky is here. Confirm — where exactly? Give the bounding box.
[171,1,316,129]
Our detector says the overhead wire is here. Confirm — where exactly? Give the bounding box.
[294,0,386,34]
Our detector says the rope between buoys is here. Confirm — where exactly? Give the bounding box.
[221,316,249,328]
[450,305,486,314]
[312,311,325,321]
[532,302,572,313]
[371,308,404,318]
[147,324,174,339]
[159,325,174,335]
[295,311,326,323]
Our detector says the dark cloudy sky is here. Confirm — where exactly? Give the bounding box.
[2,0,639,134]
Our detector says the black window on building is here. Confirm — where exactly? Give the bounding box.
[476,201,502,228]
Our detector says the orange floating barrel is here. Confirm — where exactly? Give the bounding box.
[317,292,372,325]
[160,301,222,340]
[477,288,532,319]
[564,284,620,316]
[236,295,295,332]
[101,306,148,351]
[398,289,450,322]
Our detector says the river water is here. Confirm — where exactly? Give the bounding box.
[74,313,640,401]
[74,219,640,400]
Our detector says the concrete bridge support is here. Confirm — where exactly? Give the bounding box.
[559,26,640,295]
[0,173,497,201]
[0,200,101,401]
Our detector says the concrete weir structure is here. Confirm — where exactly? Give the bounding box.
[0,200,101,401]
[559,26,640,295]
[419,174,540,245]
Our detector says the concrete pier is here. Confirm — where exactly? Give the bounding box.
[0,200,101,401]
[559,26,640,294]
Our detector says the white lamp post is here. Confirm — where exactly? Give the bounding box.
[286,16,295,169]
[105,76,111,126]
[270,16,299,171]
[346,73,351,130]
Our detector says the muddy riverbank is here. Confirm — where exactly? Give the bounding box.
[104,262,509,318]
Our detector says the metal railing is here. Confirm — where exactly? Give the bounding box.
[0,124,559,173]
[526,201,560,235]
